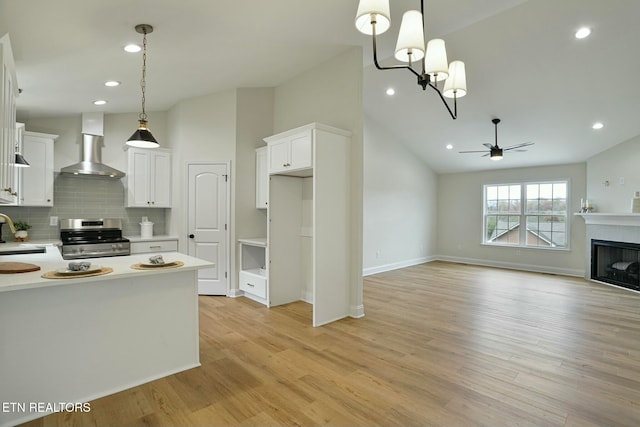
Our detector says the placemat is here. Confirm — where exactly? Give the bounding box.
[42,267,113,279]
[130,261,184,270]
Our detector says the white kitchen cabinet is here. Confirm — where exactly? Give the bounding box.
[126,148,172,208]
[130,238,179,254]
[0,34,18,204]
[255,146,268,209]
[263,123,352,327]
[15,130,57,206]
[267,128,312,176]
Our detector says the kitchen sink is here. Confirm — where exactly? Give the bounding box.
[0,247,47,255]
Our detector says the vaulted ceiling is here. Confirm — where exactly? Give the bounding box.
[2,0,638,173]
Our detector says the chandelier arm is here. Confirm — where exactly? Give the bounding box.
[426,82,458,120]
[370,17,422,80]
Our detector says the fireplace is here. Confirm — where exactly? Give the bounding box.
[591,239,640,291]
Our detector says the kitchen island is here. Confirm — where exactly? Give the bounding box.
[0,246,213,427]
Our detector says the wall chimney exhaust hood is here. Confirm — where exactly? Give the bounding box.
[60,113,125,179]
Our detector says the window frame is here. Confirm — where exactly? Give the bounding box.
[482,180,570,251]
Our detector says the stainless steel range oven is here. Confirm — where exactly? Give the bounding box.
[60,218,130,260]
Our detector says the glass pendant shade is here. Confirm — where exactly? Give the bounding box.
[15,153,29,167]
[127,120,159,148]
[394,10,425,63]
[425,39,449,81]
[355,0,391,35]
[443,60,467,98]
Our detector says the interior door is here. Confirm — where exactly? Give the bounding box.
[187,163,229,295]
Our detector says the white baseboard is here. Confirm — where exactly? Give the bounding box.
[227,288,243,298]
[350,304,365,318]
[435,255,585,277]
[363,256,435,276]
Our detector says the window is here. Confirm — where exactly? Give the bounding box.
[484,181,568,249]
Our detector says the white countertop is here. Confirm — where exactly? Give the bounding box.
[0,239,61,253]
[0,245,213,293]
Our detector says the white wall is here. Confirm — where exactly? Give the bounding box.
[167,90,237,284]
[437,163,587,276]
[363,117,437,275]
[272,47,364,317]
[586,134,640,213]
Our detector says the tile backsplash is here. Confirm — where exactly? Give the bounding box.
[0,173,166,242]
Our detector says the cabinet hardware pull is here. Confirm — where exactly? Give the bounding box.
[246,283,255,287]
[149,245,161,249]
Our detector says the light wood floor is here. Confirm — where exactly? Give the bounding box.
[22,261,640,426]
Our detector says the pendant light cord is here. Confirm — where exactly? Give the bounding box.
[139,29,148,122]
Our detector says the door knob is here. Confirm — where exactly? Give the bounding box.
[189,234,195,239]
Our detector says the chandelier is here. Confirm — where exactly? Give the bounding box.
[355,0,467,119]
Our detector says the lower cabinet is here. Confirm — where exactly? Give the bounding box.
[238,237,267,303]
[130,238,178,254]
[239,270,267,299]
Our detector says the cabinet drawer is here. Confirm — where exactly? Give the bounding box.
[239,270,267,299]
[130,240,178,254]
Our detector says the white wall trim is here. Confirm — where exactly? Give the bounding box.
[350,304,365,318]
[435,255,585,277]
[228,288,243,298]
[363,256,435,276]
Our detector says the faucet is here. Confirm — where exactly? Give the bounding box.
[0,213,16,233]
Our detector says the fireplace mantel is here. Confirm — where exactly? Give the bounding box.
[575,212,640,226]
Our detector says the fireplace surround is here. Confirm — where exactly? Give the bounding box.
[591,239,640,291]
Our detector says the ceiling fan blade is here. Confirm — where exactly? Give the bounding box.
[503,142,534,150]
[508,149,529,152]
[482,143,494,149]
[481,153,490,157]
[459,150,490,154]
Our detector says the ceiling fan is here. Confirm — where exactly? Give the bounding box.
[459,118,534,161]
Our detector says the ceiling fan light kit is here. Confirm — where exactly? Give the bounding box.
[459,118,534,161]
[355,0,467,119]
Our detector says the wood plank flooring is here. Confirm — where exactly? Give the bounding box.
[21,261,640,426]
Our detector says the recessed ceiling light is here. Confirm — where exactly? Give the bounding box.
[93,100,107,105]
[386,88,395,96]
[124,43,142,53]
[575,27,591,39]
[592,122,604,130]
[446,144,453,150]
[104,81,120,87]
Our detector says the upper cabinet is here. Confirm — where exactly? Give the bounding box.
[266,128,312,176]
[126,147,172,208]
[0,34,19,204]
[16,129,57,206]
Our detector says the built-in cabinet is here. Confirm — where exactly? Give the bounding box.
[255,147,268,209]
[126,148,172,208]
[238,237,267,301]
[244,123,352,327]
[14,130,57,206]
[0,34,18,204]
[267,129,312,175]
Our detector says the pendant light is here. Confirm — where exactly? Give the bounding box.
[15,145,29,167]
[127,24,159,148]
